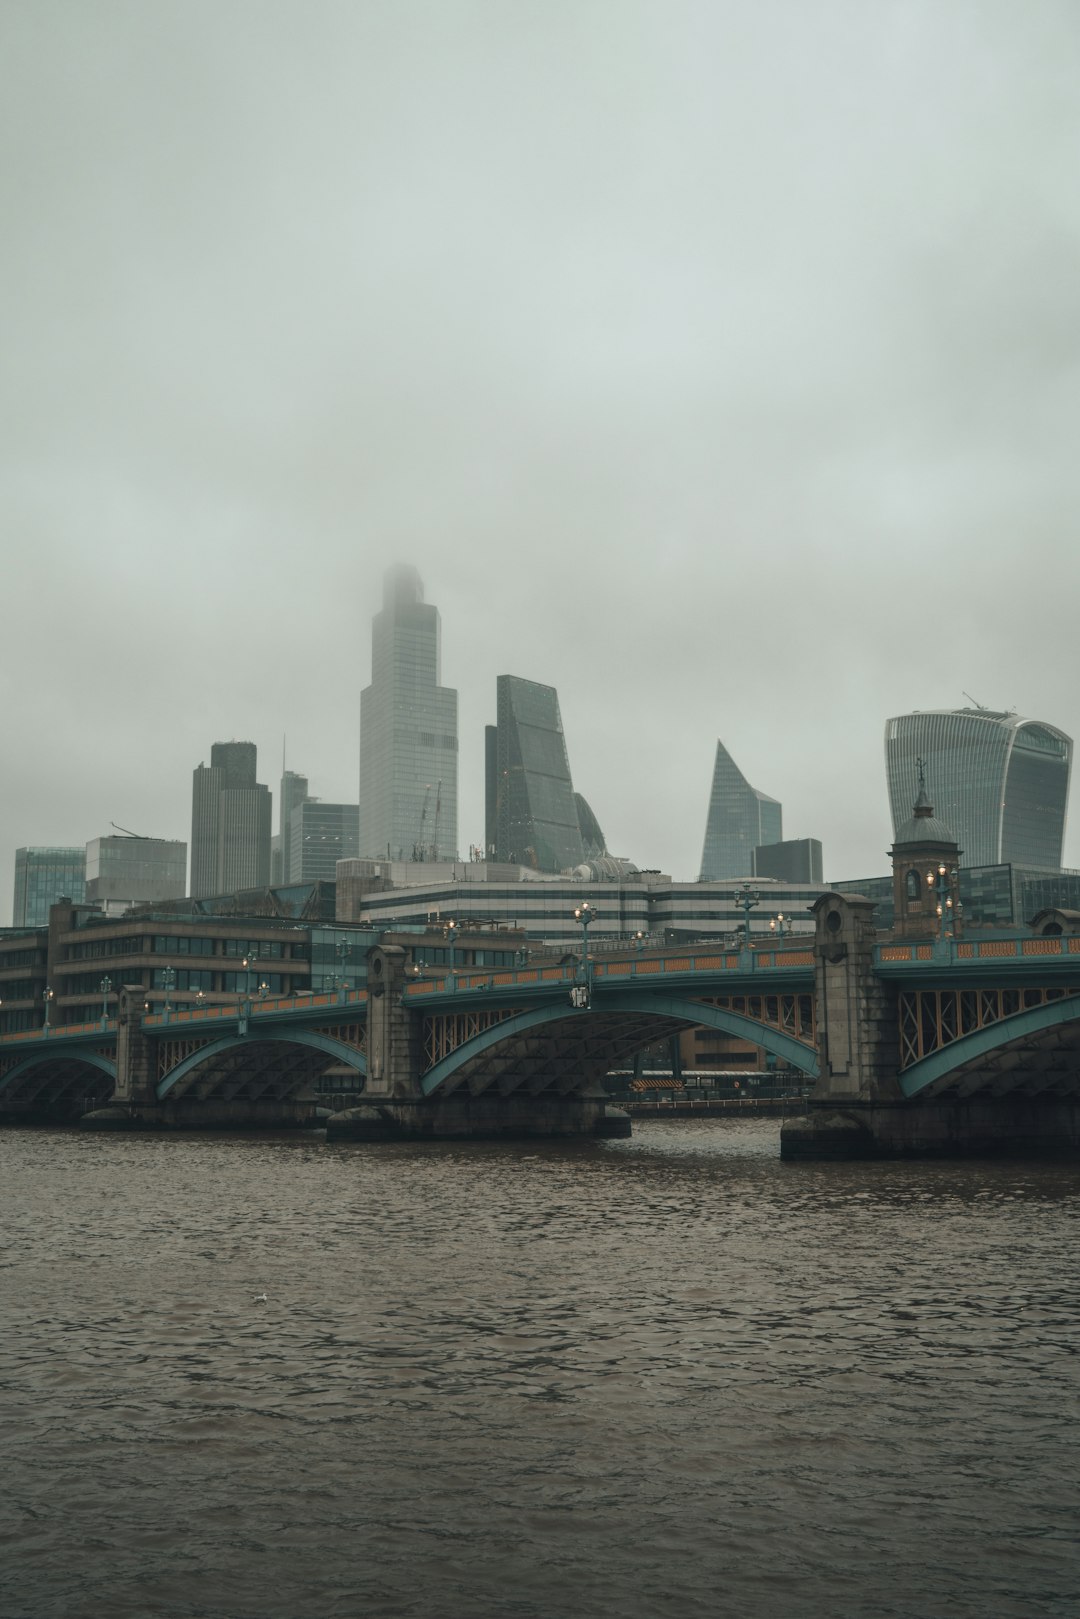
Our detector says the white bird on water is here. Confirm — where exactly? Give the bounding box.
[253,1292,268,1302]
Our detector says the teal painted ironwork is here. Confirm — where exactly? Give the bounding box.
[419,991,819,1097]
[898,992,1080,1097]
[0,1046,118,1094]
[157,1030,367,1101]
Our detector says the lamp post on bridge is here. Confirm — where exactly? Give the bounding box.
[735,884,760,953]
[335,934,352,1004]
[99,975,113,1030]
[160,965,176,1025]
[444,919,457,990]
[927,864,959,943]
[42,985,53,1034]
[239,949,259,1034]
[769,912,788,941]
[571,903,597,1009]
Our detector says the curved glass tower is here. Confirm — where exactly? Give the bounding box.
[885,709,1072,869]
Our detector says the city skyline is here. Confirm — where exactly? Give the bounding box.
[3,4,1080,921]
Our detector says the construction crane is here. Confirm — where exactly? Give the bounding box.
[110,821,150,839]
[430,781,442,862]
[413,786,432,862]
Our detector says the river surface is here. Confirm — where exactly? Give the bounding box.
[2,1120,1078,1619]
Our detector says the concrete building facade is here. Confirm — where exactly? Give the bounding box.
[190,741,272,898]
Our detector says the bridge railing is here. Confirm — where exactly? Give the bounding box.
[403,947,815,997]
[876,936,1080,968]
[0,987,372,1045]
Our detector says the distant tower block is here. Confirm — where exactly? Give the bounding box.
[885,708,1072,869]
[699,740,781,881]
[359,565,458,862]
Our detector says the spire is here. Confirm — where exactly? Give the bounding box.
[913,756,933,817]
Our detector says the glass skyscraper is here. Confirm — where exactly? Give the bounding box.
[885,709,1072,869]
[699,741,782,880]
[359,565,458,862]
[13,847,86,926]
[485,675,586,872]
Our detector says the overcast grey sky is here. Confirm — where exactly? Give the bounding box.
[3,0,1079,923]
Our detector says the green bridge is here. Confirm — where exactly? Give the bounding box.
[1,892,1079,1156]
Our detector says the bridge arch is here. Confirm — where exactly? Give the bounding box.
[0,1047,118,1109]
[900,992,1080,1099]
[420,990,819,1098]
[157,1030,367,1102]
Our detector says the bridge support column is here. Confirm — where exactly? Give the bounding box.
[328,945,428,1140]
[782,892,902,1160]
[82,986,156,1129]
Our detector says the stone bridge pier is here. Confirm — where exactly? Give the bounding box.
[782,893,1080,1160]
[328,945,629,1141]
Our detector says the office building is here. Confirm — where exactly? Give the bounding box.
[699,741,782,880]
[754,838,823,886]
[486,675,586,872]
[288,801,360,884]
[85,835,187,909]
[190,741,272,898]
[12,847,86,926]
[885,708,1072,869]
[359,565,458,861]
[277,769,310,883]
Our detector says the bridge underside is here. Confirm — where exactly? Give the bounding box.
[160,1038,363,1107]
[429,1011,688,1100]
[906,1023,1080,1102]
[0,1055,116,1118]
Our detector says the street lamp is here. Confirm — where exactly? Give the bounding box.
[194,990,206,1012]
[926,864,959,942]
[242,949,259,999]
[769,912,788,940]
[572,903,597,1006]
[444,919,457,986]
[99,975,113,1029]
[42,985,53,1033]
[335,934,352,1003]
[735,883,760,950]
[160,965,176,1023]
[632,930,646,951]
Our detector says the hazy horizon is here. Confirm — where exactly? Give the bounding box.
[4,1,1080,922]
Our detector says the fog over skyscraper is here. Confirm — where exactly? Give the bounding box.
[359,565,458,862]
[699,740,782,881]
[885,708,1072,870]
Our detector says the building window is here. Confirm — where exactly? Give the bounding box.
[905,869,921,902]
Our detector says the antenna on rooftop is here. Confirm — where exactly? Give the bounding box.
[962,691,986,710]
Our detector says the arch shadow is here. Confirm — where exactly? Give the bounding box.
[420,990,819,1097]
[158,1030,367,1101]
[900,992,1080,1098]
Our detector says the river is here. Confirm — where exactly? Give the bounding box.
[2,1120,1077,1618]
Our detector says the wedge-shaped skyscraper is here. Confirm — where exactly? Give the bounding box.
[885,708,1072,869]
[359,565,458,862]
[486,676,602,872]
[699,740,782,880]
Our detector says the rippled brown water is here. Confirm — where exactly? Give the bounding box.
[2,1120,1078,1619]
